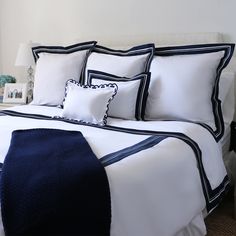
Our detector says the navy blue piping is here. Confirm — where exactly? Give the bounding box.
[147,117,217,141]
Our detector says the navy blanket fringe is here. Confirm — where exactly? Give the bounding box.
[0,129,111,236]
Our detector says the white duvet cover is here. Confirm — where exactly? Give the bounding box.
[0,105,228,236]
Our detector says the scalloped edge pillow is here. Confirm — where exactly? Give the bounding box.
[60,79,117,126]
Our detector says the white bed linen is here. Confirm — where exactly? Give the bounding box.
[0,105,227,236]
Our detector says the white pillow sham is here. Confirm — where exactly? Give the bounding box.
[145,44,235,141]
[87,70,150,120]
[31,41,96,106]
[83,44,154,85]
[61,80,117,126]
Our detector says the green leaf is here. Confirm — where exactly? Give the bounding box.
[0,75,16,87]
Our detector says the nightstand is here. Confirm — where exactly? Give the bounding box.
[230,122,236,152]
[0,103,18,110]
[230,121,236,218]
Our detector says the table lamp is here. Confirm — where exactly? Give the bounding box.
[15,42,35,103]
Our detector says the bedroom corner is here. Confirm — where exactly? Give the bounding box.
[0,0,236,236]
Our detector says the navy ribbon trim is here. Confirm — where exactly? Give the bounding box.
[101,135,167,167]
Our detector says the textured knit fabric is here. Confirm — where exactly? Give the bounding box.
[0,129,111,236]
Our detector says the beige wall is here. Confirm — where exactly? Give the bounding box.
[0,0,236,81]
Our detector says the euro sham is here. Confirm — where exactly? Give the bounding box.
[31,41,96,106]
[145,43,235,141]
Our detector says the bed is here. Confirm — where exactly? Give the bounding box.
[0,33,235,236]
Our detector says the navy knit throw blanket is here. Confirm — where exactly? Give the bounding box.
[0,129,111,236]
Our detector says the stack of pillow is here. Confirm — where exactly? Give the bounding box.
[31,41,235,141]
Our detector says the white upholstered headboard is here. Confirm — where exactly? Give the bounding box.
[77,32,236,119]
[77,32,222,46]
[77,32,236,70]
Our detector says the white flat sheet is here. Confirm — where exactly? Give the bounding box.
[0,105,228,236]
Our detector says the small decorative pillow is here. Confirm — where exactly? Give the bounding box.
[87,70,150,120]
[146,43,235,141]
[31,41,97,106]
[61,80,117,126]
[82,43,154,84]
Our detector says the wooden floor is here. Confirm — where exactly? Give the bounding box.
[205,189,236,236]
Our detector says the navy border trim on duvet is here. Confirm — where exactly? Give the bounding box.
[0,110,229,212]
[155,43,235,142]
[100,135,168,166]
[101,130,229,212]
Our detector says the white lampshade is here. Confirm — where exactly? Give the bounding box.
[15,42,35,67]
